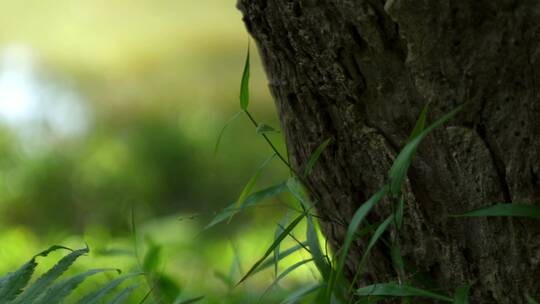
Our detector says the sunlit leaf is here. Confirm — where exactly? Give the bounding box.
[237,213,305,285]
[356,283,453,302]
[281,283,324,304]
[204,182,287,230]
[454,204,540,220]
[261,259,314,299]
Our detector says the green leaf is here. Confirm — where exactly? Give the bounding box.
[256,123,279,134]
[274,213,291,278]
[388,104,463,197]
[240,43,250,110]
[0,245,71,302]
[14,247,89,304]
[205,182,287,230]
[281,283,324,304]
[261,259,314,299]
[407,103,430,142]
[106,284,139,304]
[454,204,540,220]
[526,294,539,304]
[390,244,405,281]
[255,243,308,275]
[214,111,243,155]
[356,283,453,302]
[174,296,205,304]
[395,195,405,230]
[453,285,470,304]
[142,244,162,272]
[229,154,276,222]
[327,186,389,298]
[78,273,141,304]
[237,213,305,286]
[306,213,331,280]
[35,268,120,304]
[303,138,332,177]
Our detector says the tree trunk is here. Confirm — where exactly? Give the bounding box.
[238,0,540,302]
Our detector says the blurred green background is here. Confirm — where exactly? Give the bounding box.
[0,1,316,302]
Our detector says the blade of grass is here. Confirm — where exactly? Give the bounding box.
[274,213,291,278]
[228,154,276,222]
[205,182,287,230]
[388,104,464,197]
[303,138,332,177]
[240,42,250,110]
[260,259,314,300]
[175,296,205,304]
[327,186,389,298]
[78,273,142,304]
[453,204,540,220]
[356,283,453,302]
[281,283,324,304]
[108,284,140,304]
[236,213,305,286]
[256,123,279,134]
[453,285,470,304]
[255,243,308,275]
[214,111,243,155]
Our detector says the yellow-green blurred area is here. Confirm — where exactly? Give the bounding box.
[0,1,317,302]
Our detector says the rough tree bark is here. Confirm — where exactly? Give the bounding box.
[238,0,539,303]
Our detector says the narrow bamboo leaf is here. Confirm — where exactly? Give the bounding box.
[388,104,464,197]
[356,283,453,302]
[15,247,89,304]
[236,213,305,286]
[350,215,395,292]
[453,285,470,304]
[106,284,139,304]
[142,244,161,272]
[255,243,307,274]
[35,268,120,304]
[395,195,405,230]
[281,283,324,304]
[256,123,278,134]
[240,44,250,110]
[306,213,331,280]
[407,103,430,142]
[390,244,405,281]
[214,111,242,155]
[0,245,71,302]
[175,296,205,304]
[454,204,540,220]
[228,154,276,222]
[303,138,332,177]
[78,273,141,304]
[261,259,314,299]
[327,186,389,298]
[274,213,291,278]
[286,176,309,209]
[204,182,287,230]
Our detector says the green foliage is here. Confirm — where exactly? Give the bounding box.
[454,204,540,220]
[240,43,251,111]
[356,283,453,302]
[0,246,141,304]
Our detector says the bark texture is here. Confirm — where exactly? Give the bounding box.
[238,0,540,302]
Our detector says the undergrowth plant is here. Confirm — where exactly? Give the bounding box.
[210,43,540,303]
[0,245,141,304]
